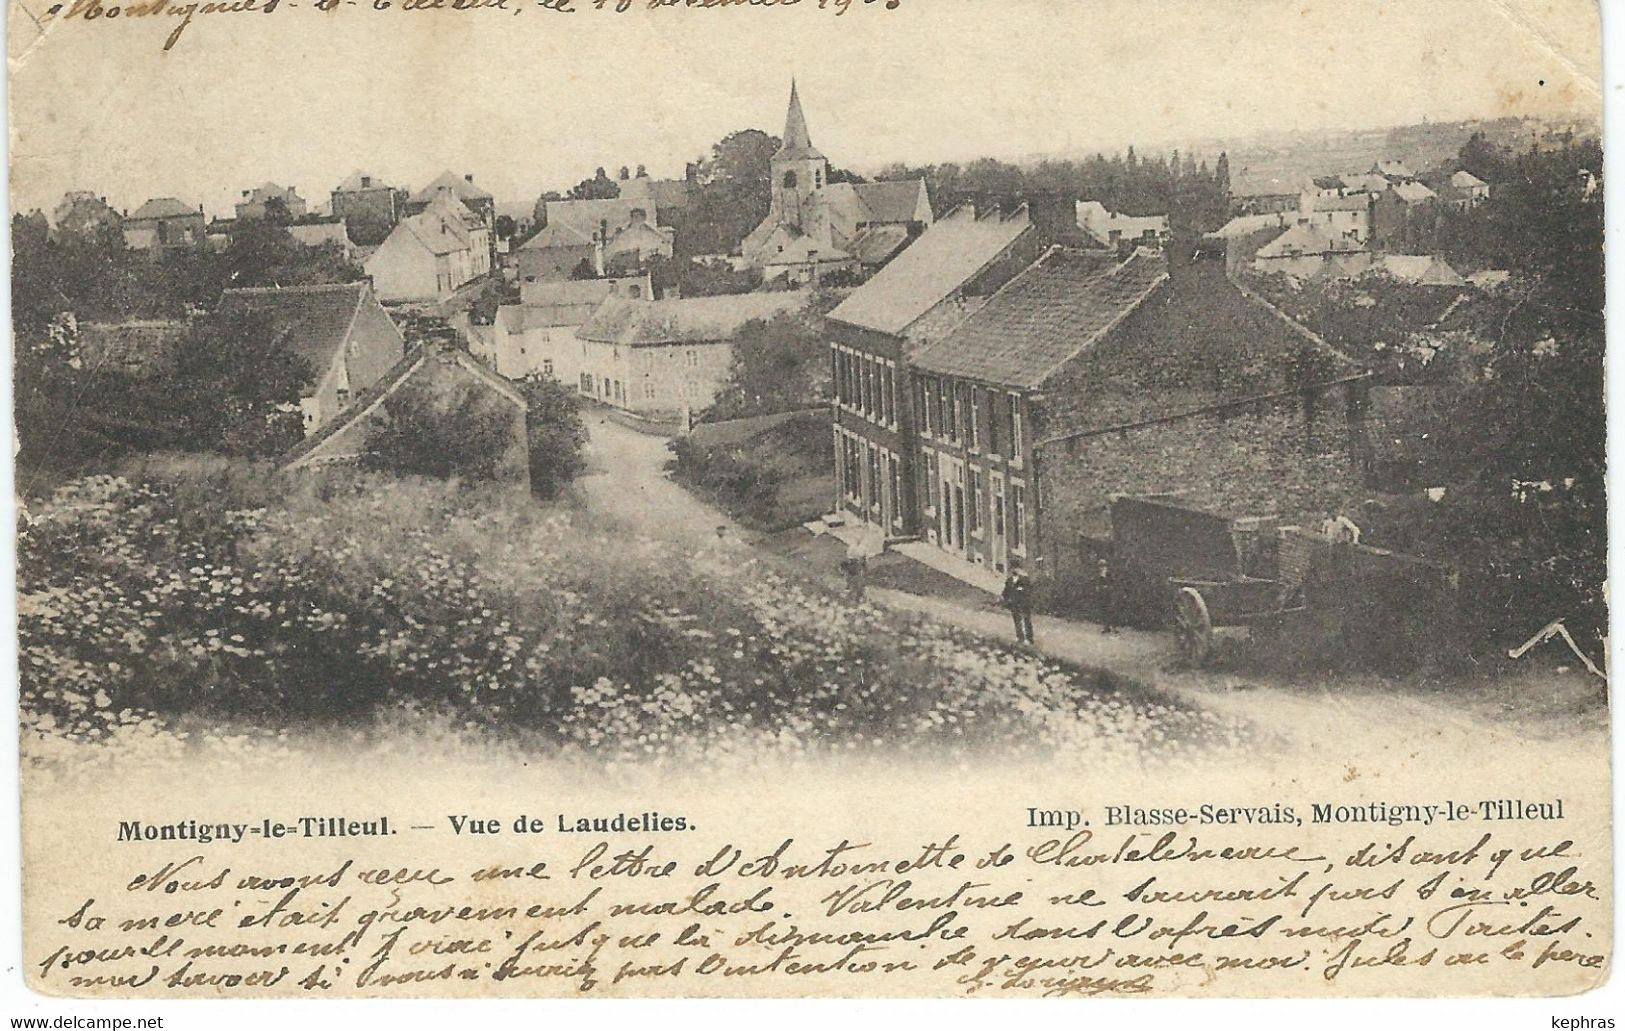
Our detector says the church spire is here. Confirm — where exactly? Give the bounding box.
[776,79,825,161]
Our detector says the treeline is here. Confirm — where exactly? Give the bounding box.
[875,148,1233,235]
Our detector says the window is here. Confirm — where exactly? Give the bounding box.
[890,456,903,529]
[644,377,656,400]
[919,447,935,513]
[1011,483,1027,553]
[920,378,934,436]
[939,381,952,442]
[1009,393,1023,463]
[948,383,961,443]
[968,469,983,534]
[969,389,981,451]
[867,446,882,514]
[336,387,350,407]
[987,391,1001,455]
[580,373,592,392]
[543,359,554,377]
[686,349,698,367]
[783,171,798,189]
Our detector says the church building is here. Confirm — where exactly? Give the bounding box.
[741,81,934,284]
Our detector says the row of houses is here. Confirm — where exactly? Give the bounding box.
[825,202,1372,591]
[1215,159,1493,283]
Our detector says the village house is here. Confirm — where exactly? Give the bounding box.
[472,273,651,382]
[1441,169,1491,210]
[122,197,206,251]
[235,182,308,221]
[904,243,1368,590]
[575,291,807,422]
[619,170,694,213]
[331,172,406,246]
[286,217,354,255]
[280,341,531,490]
[740,81,933,284]
[522,197,672,283]
[1075,200,1169,249]
[406,172,498,266]
[1250,222,1371,279]
[825,198,1099,540]
[50,191,121,241]
[364,193,492,303]
[218,281,406,435]
[1372,179,1439,250]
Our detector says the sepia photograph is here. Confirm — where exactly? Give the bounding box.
[3,0,1614,1011]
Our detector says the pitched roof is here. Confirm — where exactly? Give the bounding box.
[912,247,1166,389]
[128,197,197,220]
[540,197,653,241]
[776,80,825,162]
[411,171,493,204]
[1450,170,1489,189]
[243,182,303,203]
[1076,200,1168,245]
[517,278,628,327]
[1374,159,1415,179]
[853,179,930,223]
[1255,221,1366,258]
[1215,213,1292,238]
[1311,192,1374,212]
[578,291,807,346]
[522,221,594,250]
[218,282,372,384]
[335,171,394,193]
[1370,254,1466,287]
[1340,172,1389,193]
[1391,181,1437,203]
[280,343,524,468]
[849,223,913,265]
[827,204,1033,337]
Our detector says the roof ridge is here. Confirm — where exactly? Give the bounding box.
[223,281,364,296]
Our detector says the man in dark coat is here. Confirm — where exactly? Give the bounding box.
[1003,569,1035,645]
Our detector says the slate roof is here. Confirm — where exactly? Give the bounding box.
[411,171,493,204]
[578,291,807,346]
[128,197,197,220]
[827,204,1033,337]
[849,223,913,266]
[775,80,825,162]
[1215,213,1292,238]
[853,179,930,223]
[1369,254,1466,287]
[218,282,371,385]
[912,247,1167,390]
[1450,170,1489,189]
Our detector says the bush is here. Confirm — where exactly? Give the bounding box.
[361,382,518,482]
[19,465,1246,768]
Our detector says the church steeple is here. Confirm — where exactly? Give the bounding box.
[777,79,825,162]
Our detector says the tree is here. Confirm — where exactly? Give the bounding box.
[160,309,312,456]
[668,128,780,258]
[567,168,620,201]
[705,293,841,421]
[517,375,588,498]
[361,382,518,482]
[494,214,517,240]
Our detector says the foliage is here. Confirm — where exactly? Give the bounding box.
[668,411,834,530]
[567,167,621,201]
[15,309,310,482]
[19,466,1246,768]
[877,146,1233,236]
[667,129,780,258]
[361,381,519,483]
[517,374,588,498]
[705,292,842,421]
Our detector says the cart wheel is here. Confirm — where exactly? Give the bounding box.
[1174,586,1214,666]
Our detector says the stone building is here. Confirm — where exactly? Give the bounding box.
[331,172,407,246]
[235,182,308,222]
[219,281,406,436]
[122,197,206,251]
[740,81,933,283]
[904,244,1368,587]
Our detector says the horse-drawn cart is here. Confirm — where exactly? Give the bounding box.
[1109,494,1458,668]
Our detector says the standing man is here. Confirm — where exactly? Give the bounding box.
[1096,557,1119,635]
[1003,569,1035,646]
[841,540,869,602]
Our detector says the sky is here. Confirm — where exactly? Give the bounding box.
[5,0,1603,219]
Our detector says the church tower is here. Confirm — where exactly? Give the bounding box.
[769,80,827,230]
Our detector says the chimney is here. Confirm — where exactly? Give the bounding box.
[464,174,474,183]
[361,176,371,188]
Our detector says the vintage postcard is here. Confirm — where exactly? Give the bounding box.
[7,0,1611,1003]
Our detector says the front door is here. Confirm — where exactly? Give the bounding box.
[989,471,1007,573]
